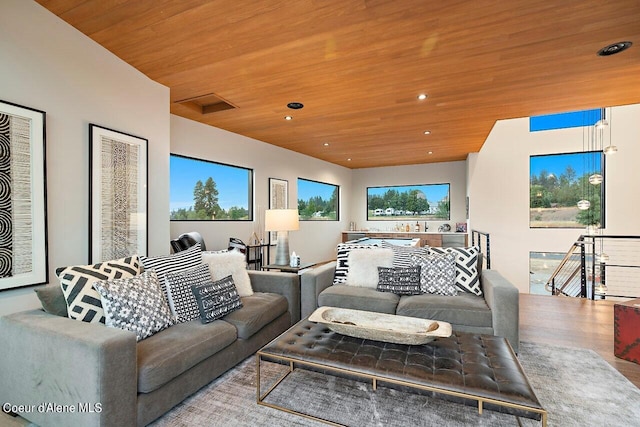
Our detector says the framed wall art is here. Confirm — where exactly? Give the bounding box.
[268,178,288,242]
[89,124,148,263]
[0,99,48,291]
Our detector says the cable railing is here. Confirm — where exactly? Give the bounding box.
[546,234,640,300]
[471,230,490,270]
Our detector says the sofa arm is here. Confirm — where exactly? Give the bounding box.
[481,270,520,353]
[248,270,300,324]
[0,309,137,427]
[300,261,337,320]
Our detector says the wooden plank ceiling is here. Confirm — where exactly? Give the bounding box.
[37,0,640,169]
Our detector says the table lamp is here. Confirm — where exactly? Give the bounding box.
[264,209,300,265]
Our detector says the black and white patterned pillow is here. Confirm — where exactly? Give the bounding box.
[191,275,242,324]
[140,243,203,296]
[381,240,430,268]
[92,270,175,341]
[377,266,422,295]
[429,246,481,295]
[56,255,141,324]
[164,263,212,323]
[410,253,458,296]
[333,243,379,285]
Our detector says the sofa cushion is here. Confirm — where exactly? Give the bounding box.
[136,319,237,393]
[56,255,141,324]
[222,292,287,339]
[93,270,175,342]
[318,284,400,314]
[396,293,492,328]
[345,248,393,288]
[202,249,253,296]
[192,275,243,324]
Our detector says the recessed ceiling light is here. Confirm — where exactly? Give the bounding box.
[417,94,428,100]
[347,158,352,161]
[423,130,431,135]
[287,102,304,109]
[428,151,433,155]
[323,142,329,146]
[284,115,293,120]
[597,41,632,56]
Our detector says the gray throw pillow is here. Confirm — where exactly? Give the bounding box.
[429,246,482,295]
[410,253,457,296]
[191,275,242,324]
[377,266,422,295]
[34,285,68,317]
[93,270,175,341]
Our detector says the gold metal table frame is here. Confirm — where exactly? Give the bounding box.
[256,351,548,426]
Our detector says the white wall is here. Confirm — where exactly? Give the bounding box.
[468,104,640,292]
[0,0,170,315]
[350,161,468,231]
[170,115,352,264]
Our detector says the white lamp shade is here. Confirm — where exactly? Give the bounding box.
[265,209,300,232]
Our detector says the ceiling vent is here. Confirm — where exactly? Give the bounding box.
[175,93,236,114]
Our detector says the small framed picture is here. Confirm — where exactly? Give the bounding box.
[456,222,468,233]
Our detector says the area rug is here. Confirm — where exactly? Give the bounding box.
[150,342,640,426]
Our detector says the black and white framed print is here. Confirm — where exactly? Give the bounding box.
[89,124,148,263]
[268,178,288,242]
[0,100,48,291]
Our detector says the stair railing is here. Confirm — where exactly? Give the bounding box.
[545,236,586,297]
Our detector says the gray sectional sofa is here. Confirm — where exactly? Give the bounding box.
[301,260,520,353]
[0,270,299,427]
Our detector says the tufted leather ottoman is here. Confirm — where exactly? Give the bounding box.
[257,319,546,425]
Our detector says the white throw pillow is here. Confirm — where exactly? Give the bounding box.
[345,248,394,288]
[202,249,253,296]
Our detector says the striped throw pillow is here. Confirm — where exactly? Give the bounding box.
[381,240,429,268]
[140,243,203,296]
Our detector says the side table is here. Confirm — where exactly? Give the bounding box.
[262,263,317,323]
[614,298,640,364]
[262,262,316,274]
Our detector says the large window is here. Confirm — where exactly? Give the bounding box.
[367,184,450,220]
[297,178,339,221]
[170,154,253,221]
[530,151,604,228]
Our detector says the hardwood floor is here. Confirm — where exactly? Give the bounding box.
[520,294,640,388]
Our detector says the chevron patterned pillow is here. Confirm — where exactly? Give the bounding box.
[429,246,482,296]
[56,255,141,323]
